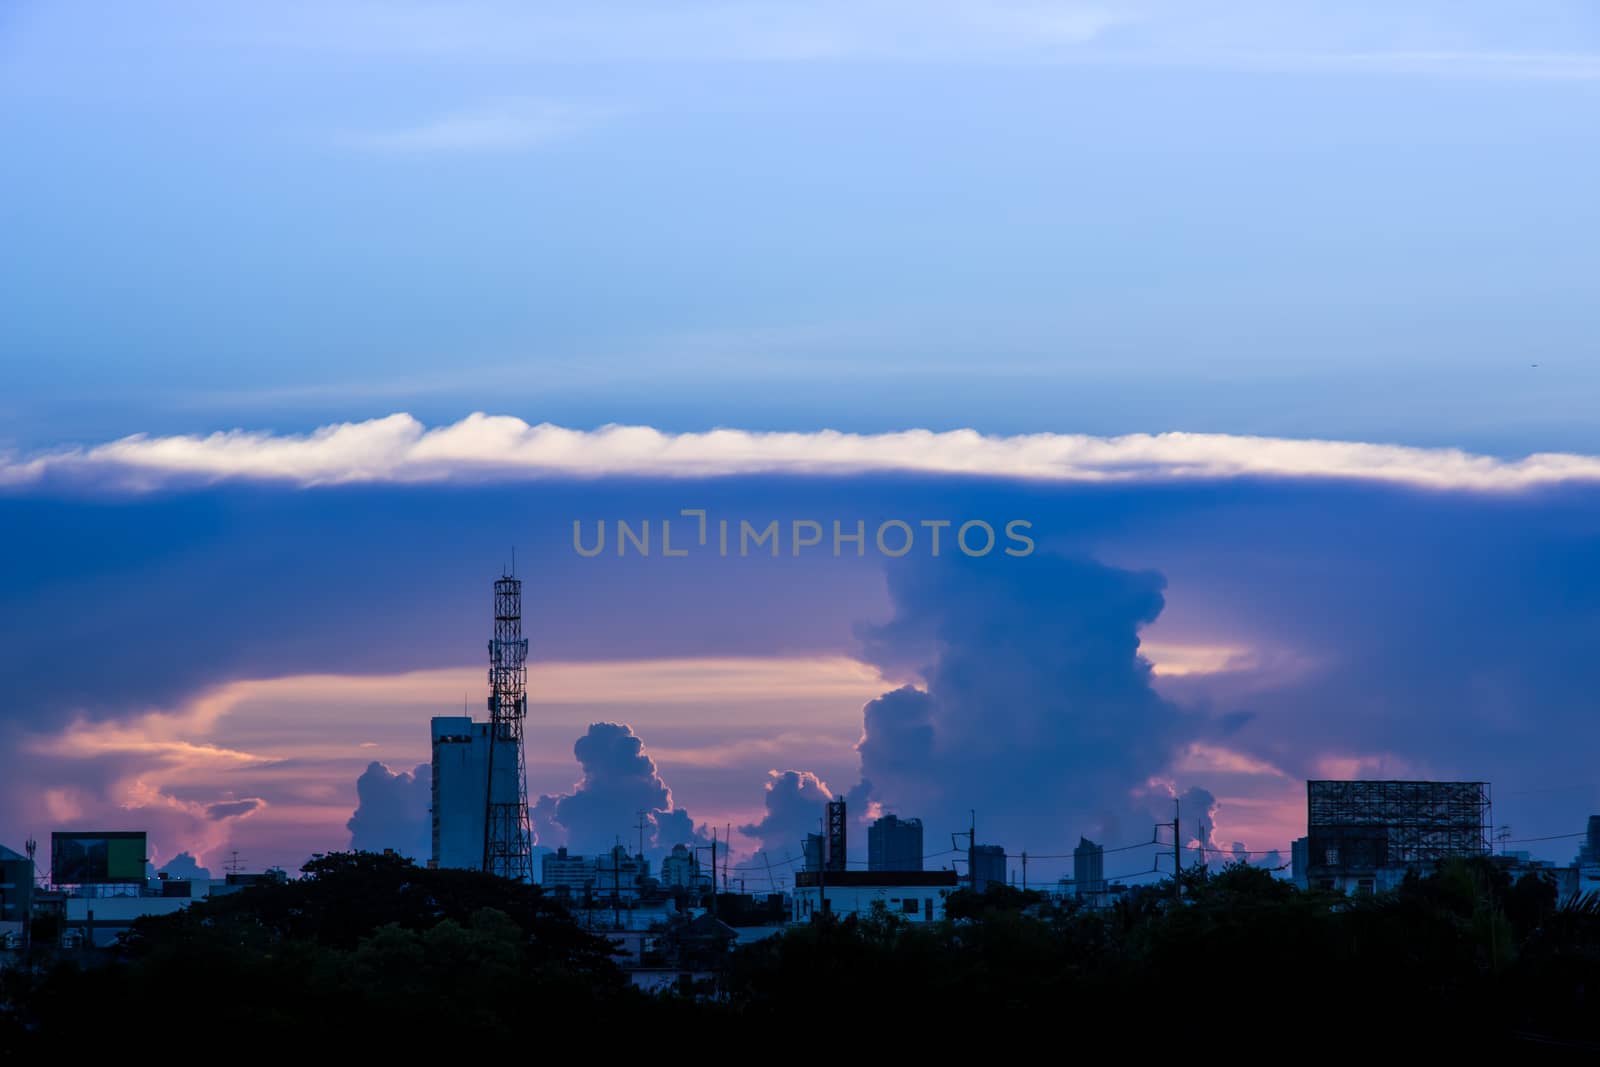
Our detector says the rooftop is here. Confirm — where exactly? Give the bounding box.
[794,870,958,888]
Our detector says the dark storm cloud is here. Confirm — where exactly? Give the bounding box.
[346,761,430,859]
[0,481,886,729]
[6,474,1600,862]
[846,552,1192,855]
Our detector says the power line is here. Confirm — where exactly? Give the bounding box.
[724,838,1162,872]
[1502,830,1589,844]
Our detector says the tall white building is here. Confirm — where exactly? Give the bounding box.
[430,716,522,871]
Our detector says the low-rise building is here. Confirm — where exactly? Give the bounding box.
[790,870,958,923]
[541,847,594,893]
[540,845,650,900]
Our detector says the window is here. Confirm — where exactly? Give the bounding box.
[1324,848,1339,865]
[902,898,919,914]
[1356,878,1374,894]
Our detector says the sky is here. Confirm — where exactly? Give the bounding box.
[3,2,1600,885]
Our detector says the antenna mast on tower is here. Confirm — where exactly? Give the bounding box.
[481,571,534,880]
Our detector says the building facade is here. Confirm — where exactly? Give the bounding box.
[430,716,522,871]
[1305,780,1491,894]
[0,845,32,924]
[868,815,924,872]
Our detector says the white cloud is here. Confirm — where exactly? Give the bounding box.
[239,1,1134,64]
[7,413,1600,492]
[183,2,1600,81]
[339,100,609,154]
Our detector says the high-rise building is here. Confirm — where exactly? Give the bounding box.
[970,844,1006,892]
[868,814,924,872]
[1073,837,1105,900]
[430,716,521,871]
[802,833,824,872]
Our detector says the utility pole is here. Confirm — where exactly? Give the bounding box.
[693,842,716,909]
[1021,850,1028,892]
[952,811,977,893]
[609,846,621,930]
[1172,798,1182,905]
[636,809,649,861]
[22,838,36,958]
[969,810,976,893]
[817,814,826,920]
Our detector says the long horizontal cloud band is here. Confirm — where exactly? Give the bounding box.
[7,413,1600,492]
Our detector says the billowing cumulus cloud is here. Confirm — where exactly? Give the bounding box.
[9,414,1600,491]
[537,723,710,856]
[346,761,431,859]
[739,770,836,863]
[155,851,213,882]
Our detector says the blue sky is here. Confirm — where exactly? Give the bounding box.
[4,4,1600,880]
[4,1,1599,451]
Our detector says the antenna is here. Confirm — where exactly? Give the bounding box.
[481,572,534,881]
